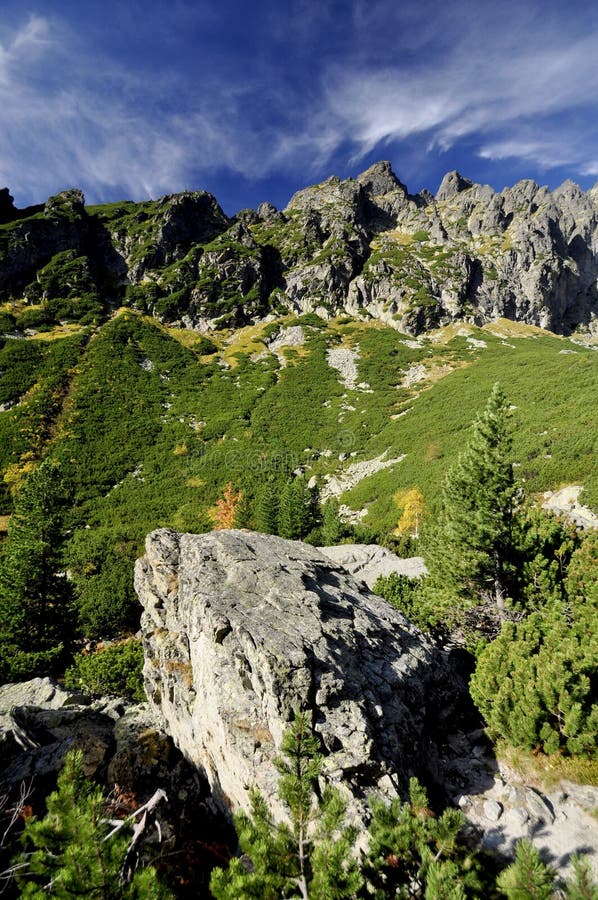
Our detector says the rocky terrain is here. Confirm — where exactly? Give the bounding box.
[133,528,598,879]
[135,528,466,826]
[1,526,596,890]
[1,161,597,336]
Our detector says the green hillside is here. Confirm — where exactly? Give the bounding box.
[1,311,596,639]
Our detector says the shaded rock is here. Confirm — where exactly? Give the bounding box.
[507,807,529,827]
[452,752,598,880]
[2,161,598,335]
[357,160,407,197]
[0,679,123,786]
[0,188,17,224]
[135,528,466,825]
[0,677,85,715]
[436,171,475,202]
[524,787,555,824]
[0,679,232,894]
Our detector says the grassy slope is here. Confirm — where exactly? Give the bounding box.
[0,313,596,553]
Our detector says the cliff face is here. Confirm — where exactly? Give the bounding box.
[1,161,597,335]
[135,528,465,823]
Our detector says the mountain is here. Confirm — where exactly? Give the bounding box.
[0,163,597,645]
[1,168,597,895]
[1,161,598,336]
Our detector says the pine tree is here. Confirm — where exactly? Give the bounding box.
[362,777,481,899]
[470,601,598,757]
[497,839,556,899]
[424,383,519,623]
[210,712,362,899]
[14,750,171,899]
[254,482,280,534]
[565,854,598,900]
[320,498,344,546]
[277,478,312,540]
[0,458,72,681]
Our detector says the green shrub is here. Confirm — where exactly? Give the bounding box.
[17,306,54,330]
[192,334,218,355]
[64,639,145,701]
[14,749,170,896]
[374,572,428,631]
[470,604,597,757]
[0,311,16,333]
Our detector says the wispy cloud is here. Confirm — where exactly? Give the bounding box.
[317,4,598,179]
[0,14,297,204]
[1,3,598,208]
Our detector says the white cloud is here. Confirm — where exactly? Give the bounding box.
[2,4,598,207]
[318,6,598,179]
[0,14,294,204]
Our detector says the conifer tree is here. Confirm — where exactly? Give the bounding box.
[210,712,362,899]
[362,777,481,899]
[470,600,597,757]
[320,498,344,546]
[254,482,280,534]
[0,458,72,681]
[14,750,171,899]
[497,839,556,900]
[565,854,598,900]
[277,478,311,540]
[423,383,519,623]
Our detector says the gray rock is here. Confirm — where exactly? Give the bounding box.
[524,788,555,824]
[319,544,427,589]
[483,799,503,821]
[0,677,85,715]
[4,161,598,336]
[560,781,598,813]
[0,679,120,785]
[356,160,407,198]
[135,528,464,825]
[436,171,475,202]
[506,807,529,827]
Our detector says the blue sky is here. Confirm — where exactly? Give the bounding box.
[2,0,598,214]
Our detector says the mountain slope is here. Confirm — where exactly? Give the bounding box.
[0,164,597,640]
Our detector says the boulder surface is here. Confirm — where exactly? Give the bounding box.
[135,528,462,823]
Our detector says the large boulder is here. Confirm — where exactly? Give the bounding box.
[135,529,464,825]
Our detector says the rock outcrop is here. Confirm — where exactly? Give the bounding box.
[0,677,168,789]
[2,160,598,334]
[319,544,427,589]
[135,528,465,825]
[0,678,231,893]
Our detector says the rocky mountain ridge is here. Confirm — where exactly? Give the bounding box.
[1,161,597,336]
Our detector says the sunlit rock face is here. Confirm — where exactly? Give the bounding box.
[135,528,463,824]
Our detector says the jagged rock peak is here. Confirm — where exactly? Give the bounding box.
[257,200,284,223]
[0,188,17,224]
[357,160,407,196]
[135,528,464,825]
[436,170,475,202]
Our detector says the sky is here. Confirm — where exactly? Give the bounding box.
[2,0,598,215]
